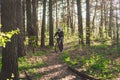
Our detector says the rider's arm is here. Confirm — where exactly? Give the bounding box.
[54,32,58,37]
[61,31,64,38]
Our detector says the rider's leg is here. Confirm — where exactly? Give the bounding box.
[57,38,61,52]
[60,38,63,52]
[61,41,63,51]
[57,37,63,52]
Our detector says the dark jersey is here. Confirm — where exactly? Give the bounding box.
[55,31,64,38]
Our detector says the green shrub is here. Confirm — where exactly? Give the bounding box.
[0,28,20,47]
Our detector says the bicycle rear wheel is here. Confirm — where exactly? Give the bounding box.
[55,42,61,53]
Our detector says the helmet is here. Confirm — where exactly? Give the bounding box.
[57,27,61,32]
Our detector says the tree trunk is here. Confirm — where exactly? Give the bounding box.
[116,5,119,44]
[71,0,75,34]
[86,0,90,46]
[0,0,19,79]
[99,0,104,38]
[108,0,113,38]
[32,0,38,45]
[91,0,97,39]
[77,0,84,45]
[41,0,46,47]
[26,0,35,46]
[16,0,26,57]
[103,0,108,38]
[56,0,58,29]
[67,0,70,33]
[49,0,54,46]
[22,0,26,40]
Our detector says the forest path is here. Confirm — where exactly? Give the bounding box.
[19,41,82,80]
[38,43,82,80]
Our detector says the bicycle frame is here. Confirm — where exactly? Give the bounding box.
[54,38,62,53]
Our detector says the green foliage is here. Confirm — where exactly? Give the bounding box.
[0,26,20,47]
[24,37,29,45]
[29,36,37,47]
[93,44,108,50]
[70,59,77,66]
[61,41,119,79]
[18,57,46,72]
[90,56,110,71]
[60,52,77,66]
[18,56,46,79]
[6,73,15,80]
[78,54,114,79]
[29,50,49,56]
[60,52,70,63]
[24,36,37,47]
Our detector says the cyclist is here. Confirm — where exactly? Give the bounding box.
[54,27,64,52]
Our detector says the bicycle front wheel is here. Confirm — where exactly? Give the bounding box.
[55,42,61,53]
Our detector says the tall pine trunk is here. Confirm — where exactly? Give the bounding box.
[26,0,35,46]
[67,0,70,33]
[70,0,75,34]
[116,5,119,44]
[99,0,104,38]
[77,0,84,45]
[22,0,26,40]
[91,0,97,39]
[49,0,54,46]
[56,0,58,29]
[103,0,108,38]
[0,0,19,79]
[41,0,46,47]
[108,0,113,38]
[16,0,26,57]
[86,0,90,45]
[32,0,38,45]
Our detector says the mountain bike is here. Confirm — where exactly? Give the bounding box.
[54,37,63,53]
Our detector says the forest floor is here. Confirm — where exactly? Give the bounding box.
[19,41,83,80]
[18,40,120,80]
[36,49,82,80]
[0,37,115,80]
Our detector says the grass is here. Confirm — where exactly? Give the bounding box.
[60,39,120,80]
[0,33,120,79]
[29,50,49,56]
[18,57,46,72]
[0,52,47,79]
[18,50,48,79]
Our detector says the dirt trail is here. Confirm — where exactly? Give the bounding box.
[19,42,82,80]
[38,43,82,80]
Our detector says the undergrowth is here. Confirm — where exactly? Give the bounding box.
[60,43,120,80]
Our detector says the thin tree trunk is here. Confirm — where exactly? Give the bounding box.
[92,0,97,39]
[32,0,38,45]
[56,0,58,29]
[116,6,119,44]
[99,0,104,38]
[67,0,70,33]
[16,0,26,57]
[26,0,35,46]
[77,0,84,45]
[41,0,46,47]
[71,0,75,34]
[0,0,19,79]
[49,0,54,46]
[108,0,113,38]
[22,0,26,40]
[103,0,108,38]
[86,0,90,45]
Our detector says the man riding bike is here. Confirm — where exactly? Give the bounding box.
[54,27,64,52]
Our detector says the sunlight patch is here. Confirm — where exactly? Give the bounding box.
[40,70,64,80]
[60,74,76,80]
[38,64,63,73]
